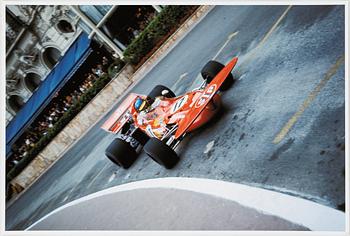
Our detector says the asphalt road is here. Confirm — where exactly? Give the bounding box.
[6,5,345,230]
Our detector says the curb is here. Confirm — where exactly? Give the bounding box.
[27,177,345,231]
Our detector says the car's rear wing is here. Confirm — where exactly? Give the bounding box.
[174,56,238,139]
[101,93,140,134]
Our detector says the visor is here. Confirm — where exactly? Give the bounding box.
[138,100,147,112]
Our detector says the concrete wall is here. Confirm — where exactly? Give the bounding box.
[10,5,213,192]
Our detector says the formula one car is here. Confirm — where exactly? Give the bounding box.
[102,56,238,169]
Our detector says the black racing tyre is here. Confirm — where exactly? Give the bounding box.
[143,138,179,169]
[132,128,150,146]
[105,138,138,169]
[201,60,234,91]
[148,85,176,99]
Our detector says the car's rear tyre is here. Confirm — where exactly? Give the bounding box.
[143,138,179,169]
[201,60,234,91]
[105,138,138,169]
[148,85,176,99]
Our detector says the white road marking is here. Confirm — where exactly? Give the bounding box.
[62,181,81,202]
[258,5,292,48]
[243,5,292,65]
[27,178,345,231]
[238,73,247,81]
[212,31,239,60]
[62,196,69,202]
[86,164,109,189]
[108,172,117,183]
[171,72,189,91]
[204,140,215,154]
[172,31,239,91]
[179,72,188,79]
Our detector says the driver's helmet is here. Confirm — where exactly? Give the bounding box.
[134,97,151,113]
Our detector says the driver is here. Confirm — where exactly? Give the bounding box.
[133,96,154,113]
[133,96,157,126]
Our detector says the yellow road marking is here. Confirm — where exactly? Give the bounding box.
[273,55,345,144]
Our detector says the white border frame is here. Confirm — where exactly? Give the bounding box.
[1,1,348,236]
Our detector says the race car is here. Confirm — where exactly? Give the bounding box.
[101,56,238,169]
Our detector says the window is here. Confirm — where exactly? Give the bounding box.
[77,19,92,34]
[42,47,61,69]
[57,20,74,33]
[25,73,41,92]
[79,5,112,24]
[8,95,24,113]
[95,5,112,15]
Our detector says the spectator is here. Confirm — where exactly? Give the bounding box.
[49,108,58,121]
[66,95,72,104]
[102,56,109,70]
[97,64,107,74]
[24,135,35,148]
[79,85,86,93]
[93,64,106,77]
[132,28,140,37]
[71,91,80,103]
[63,100,71,110]
[92,68,99,77]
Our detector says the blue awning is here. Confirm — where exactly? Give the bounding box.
[6,33,92,156]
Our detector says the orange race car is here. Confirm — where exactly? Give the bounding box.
[101,57,238,169]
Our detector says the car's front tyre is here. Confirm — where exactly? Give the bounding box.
[201,60,234,91]
[105,138,138,169]
[148,85,176,99]
[143,138,179,169]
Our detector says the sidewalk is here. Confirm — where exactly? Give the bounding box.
[27,178,345,231]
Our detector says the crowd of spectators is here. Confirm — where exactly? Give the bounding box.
[8,57,111,169]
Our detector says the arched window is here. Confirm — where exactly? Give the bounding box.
[57,19,74,33]
[8,95,24,113]
[25,73,41,92]
[42,47,61,69]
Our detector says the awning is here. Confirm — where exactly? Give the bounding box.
[6,33,92,157]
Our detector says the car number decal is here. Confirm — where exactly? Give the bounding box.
[171,95,188,113]
[195,84,217,108]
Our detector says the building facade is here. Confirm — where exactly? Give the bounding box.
[6,5,82,124]
[6,5,163,125]
[6,5,164,161]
